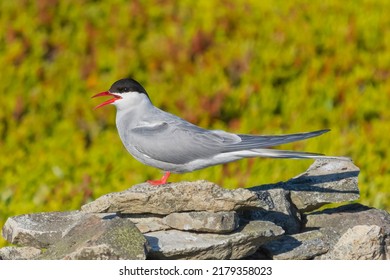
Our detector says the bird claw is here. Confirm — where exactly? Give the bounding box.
[147,171,171,186]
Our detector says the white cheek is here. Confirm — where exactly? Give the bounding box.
[114,93,145,110]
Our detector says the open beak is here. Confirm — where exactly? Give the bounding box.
[92,91,122,109]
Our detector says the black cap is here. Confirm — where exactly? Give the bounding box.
[109,78,149,99]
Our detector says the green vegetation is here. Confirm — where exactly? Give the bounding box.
[1,0,389,247]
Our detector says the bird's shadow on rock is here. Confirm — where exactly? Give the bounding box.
[250,170,359,194]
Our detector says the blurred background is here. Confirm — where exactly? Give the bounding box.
[1,0,389,246]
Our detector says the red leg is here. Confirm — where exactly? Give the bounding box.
[147,171,171,186]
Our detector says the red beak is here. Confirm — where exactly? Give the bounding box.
[92,91,121,109]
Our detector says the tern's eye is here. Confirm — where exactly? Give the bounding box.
[118,87,129,93]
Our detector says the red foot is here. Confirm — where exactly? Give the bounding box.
[147,172,171,186]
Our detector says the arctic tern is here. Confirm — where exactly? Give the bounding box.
[93,78,343,185]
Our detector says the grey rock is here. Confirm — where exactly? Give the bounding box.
[319,225,385,260]
[82,180,266,214]
[2,159,387,261]
[62,244,124,260]
[2,211,89,248]
[1,211,149,260]
[145,220,284,259]
[289,159,360,212]
[1,210,156,249]
[252,159,360,212]
[0,246,42,260]
[305,204,390,260]
[305,204,390,237]
[163,211,239,233]
[124,214,170,233]
[40,215,148,260]
[261,230,329,260]
[244,188,301,234]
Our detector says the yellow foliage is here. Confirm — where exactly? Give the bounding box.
[1,0,389,246]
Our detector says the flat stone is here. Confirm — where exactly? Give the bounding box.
[2,211,89,248]
[40,215,148,260]
[318,225,385,260]
[261,230,329,260]
[163,211,239,233]
[82,180,267,215]
[145,220,284,259]
[0,246,42,260]
[123,214,170,233]
[252,159,360,212]
[244,188,301,234]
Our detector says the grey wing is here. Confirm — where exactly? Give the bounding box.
[128,121,242,164]
[128,119,330,164]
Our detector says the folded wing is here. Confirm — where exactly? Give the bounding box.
[127,119,330,165]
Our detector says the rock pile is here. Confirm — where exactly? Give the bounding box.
[1,159,389,260]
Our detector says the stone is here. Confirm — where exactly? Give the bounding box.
[163,211,239,233]
[252,159,360,212]
[305,204,390,236]
[2,160,388,261]
[145,220,284,259]
[123,214,170,233]
[1,211,149,260]
[40,215,148,260]
[289,159,360,212]
[0,246,42,260]
[82,180,267,214]
[260,230,329,260]
[2,211,89,248]
[244,188,301,234]
[1,211,157,248]
[63,244,124,260]
[319,225,385,260]
[305,204,390,260]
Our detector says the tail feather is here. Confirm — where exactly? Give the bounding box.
[249,148,350,161]
[239,129,330,148]
[222,129,330,152]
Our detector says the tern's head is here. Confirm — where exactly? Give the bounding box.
[92,78,151,110]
